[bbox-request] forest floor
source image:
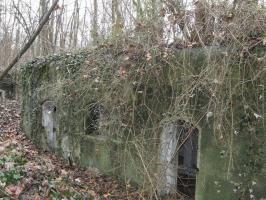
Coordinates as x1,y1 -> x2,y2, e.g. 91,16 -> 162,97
0,101 -> 143,200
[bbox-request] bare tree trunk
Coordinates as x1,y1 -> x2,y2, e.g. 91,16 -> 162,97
80,3 -> 88,47
73,1 -> 79,48
59,2 -> 66,51
133,0 -> 144,21
39,0 -> 49,55
91,0 -> 98,45
151,0 -> 163,43
112,0 -> 123,35
49,0 -> 56,53
68,0 -> 79,49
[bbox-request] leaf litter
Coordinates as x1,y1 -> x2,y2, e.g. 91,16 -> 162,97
0,101 -> 144,200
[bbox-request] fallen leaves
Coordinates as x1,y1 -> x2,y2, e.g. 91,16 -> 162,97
119,66 -> 127,78
0,102 -> 21,137
0,101 -> 141,200
146,52 -> 152,61
5,183 -> 25,199
0,140 -> 11,154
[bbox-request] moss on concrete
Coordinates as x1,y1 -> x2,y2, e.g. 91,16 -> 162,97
21,45 -> 266,199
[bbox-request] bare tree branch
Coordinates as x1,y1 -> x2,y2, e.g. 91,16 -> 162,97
12,1 -> 31,38
0,0 -> 59,81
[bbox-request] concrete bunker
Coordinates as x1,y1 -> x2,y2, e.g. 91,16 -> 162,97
159,120 -> 199,199
42,101 -> 57,150
21,48 -> 266,200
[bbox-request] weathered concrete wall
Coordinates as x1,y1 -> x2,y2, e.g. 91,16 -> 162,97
21,47 -> 266,199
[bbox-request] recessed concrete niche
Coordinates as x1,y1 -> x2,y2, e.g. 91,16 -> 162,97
0,89 -> 6,104
0,74 -> 15,99
158,121 -> 199,199
85,103 -> 104,135
42,101 -> 57,150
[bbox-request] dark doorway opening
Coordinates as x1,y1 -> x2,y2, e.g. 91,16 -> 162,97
85,102 -> 103,135
176,121 -> 199,199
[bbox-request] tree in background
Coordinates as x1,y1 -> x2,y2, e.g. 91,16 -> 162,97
91,0 -> 99,45
0,0 -> 265,72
